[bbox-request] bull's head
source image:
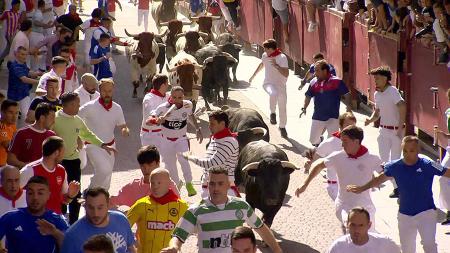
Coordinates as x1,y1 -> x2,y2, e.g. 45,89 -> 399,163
236,127 -> 267,149
167,59 -> 202,95
242,158 -> 299,206
177,31 -> 209,54
160,19 -> 190,49
160,0 -> 177,22
124,29 -> 167,67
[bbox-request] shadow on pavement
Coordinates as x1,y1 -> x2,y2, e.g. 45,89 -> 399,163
258,231 -> 321,253
230,80 -> 251,90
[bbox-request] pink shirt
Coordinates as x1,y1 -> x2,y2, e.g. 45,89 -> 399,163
109,177 -> 179,207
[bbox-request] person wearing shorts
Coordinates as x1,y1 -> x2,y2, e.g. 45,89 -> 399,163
272,0 -> 289,42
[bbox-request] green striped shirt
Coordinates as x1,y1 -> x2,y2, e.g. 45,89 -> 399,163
173,197 -> 263,253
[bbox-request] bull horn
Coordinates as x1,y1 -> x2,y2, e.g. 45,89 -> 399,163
242,162 -> 260,172
160,21 -> 169,26
166,64 -> 178,73
281,161 -> 300,170
182,20 -> 193,25
223,52 -> 238,63
211,15 -> 222,20
203,56 -> 213,64
199,32 -> 209,38
175,32 -> 186,40
155,29 -> 169,38
250,127 -> 267,136
190,16 -> 200,21
124,29 -> 139,38
221,105 -> 230,110
234,44 -> 243,49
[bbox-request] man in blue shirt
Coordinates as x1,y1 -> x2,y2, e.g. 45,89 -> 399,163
298,53 -> 336,90
301,59 -> 351,146
7,46 -> 41,116
347,135 -> 450,253
0,176 -> 68,253
61,187 -> 136,253
90,33 -> 113,80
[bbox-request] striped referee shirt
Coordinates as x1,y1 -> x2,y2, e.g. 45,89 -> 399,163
191,128 -> 239,184
0,10 -> 21,38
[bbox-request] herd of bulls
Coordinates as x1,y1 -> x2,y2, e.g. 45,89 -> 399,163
124,0 -> 299,228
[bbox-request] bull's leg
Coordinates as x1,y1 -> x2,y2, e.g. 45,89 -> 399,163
132,81 -> 140,98
232,63 -> 238,83
144,75 -> 154,94
216,88 -> 222,106
223,83 -> 229,105
191,100 -> 197,113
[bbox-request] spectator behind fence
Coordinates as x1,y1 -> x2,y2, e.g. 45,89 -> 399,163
306,0 -> 329,32
272,0 -> 290,42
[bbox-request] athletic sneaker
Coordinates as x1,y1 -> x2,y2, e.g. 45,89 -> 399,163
279,128 -> 288,138
185,182 -> 197,197
307,22 -> 317,32
270,113 -> 277,124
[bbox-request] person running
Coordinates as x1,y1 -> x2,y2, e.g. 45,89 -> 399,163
136,0 -> 150,32
0,176 -> 69,253
183,109 -> 239,198
127,168 -> 188,253
26,77 -> 62,124
347,135 -> 450,253
140,74 -> 169,148
53,92 -> 115,224
75,73 -> 100,106
231,226 -> 261,253
161,166 -> 282,253
0,166 -> 26,216
148,86 -> 203,196
90,33 -> 113,80
109,145 -> 178,209
78,78 -> 129,190
0,0 -> 22,65
0,100 -> 18,167
296,125 -> 382,232
80,8 -> 102,69
303,112 -> 357,201
20,136 -> 81,215
36,56 -> 68,96
7,103 -> 56,168
327,207 -> 400,252
61,187 -> 136,253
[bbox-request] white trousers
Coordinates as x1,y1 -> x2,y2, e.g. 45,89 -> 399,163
266,84 -> 287,128
159,137 -> 192,185
86,144 -> 115,190
377,127 -> 402,163
336,200 -> 376,231
309,118 -> 339,145
439,149 -> 450,210
397,209 -> 437,253
139,131 -> 162,150
109,12 -> 116,50
18,96 -> 31,116
137,9 -> 149,32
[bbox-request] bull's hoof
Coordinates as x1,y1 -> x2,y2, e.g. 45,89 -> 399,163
233,77 -> 238,83
132,89 -> 138,98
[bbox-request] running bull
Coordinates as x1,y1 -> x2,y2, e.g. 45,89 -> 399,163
151,0 -> 178,32
124,29 -> 166,98
235,140 -> 299,227
216,33 -> 242,83
175,30 -> 208,56
160,19 -> 191,62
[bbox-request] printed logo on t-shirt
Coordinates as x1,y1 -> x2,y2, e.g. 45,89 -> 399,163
207,234 -> 230,249
56,176 -> 63,185
147,220 -> 175,230
169,208 -> 178,216
25,139 -> 32,150
431,161 -> 444,172
15,226 -> 23,231
416,168 -> 423,173
162,120 -> 187,130
106,232 -> 127,251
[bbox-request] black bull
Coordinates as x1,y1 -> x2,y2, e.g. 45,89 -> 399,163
235,140 -> 298,227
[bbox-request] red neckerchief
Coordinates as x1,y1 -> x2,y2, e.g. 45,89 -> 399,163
99,97 -> 112,111
150,189 -> 180,205
212,128 -> 237,139
168,96 -> 183,109
150,89 -> 164,98
332,131 -> 341,138
347,145 -> 368,159
89,19 -> 101,28
0,187 -> 23,208
268,48 -> 282,57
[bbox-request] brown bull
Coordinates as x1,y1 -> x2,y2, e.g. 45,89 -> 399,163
151,0 -> 177,31
160,19 -> 191,61
191,15 -> 221,44
175,31 -> 208,56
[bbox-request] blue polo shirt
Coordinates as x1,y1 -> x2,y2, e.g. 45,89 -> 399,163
7,61 -> 33,101
309,63 -> 337,76
0,208 -> 68,253
90,44 -> 113,79
305,75 -> 349,121
384,157 -> 447,216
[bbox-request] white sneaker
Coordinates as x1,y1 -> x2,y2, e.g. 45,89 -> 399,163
235,25 -> 242,31
307,22 -> 317,32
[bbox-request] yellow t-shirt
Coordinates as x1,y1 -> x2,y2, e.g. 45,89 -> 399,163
0,122 -> 16,166
127,195 -> 188,253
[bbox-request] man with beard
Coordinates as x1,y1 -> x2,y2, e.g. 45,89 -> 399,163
75,73 -> 100,106
20,136 -> 81,215
79,78 -> 129,190
0,176 -> 68,253
61,187 -> 136,253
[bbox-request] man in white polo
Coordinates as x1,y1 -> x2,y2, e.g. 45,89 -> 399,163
78,78 -> 129,190
75,73 -> 100,106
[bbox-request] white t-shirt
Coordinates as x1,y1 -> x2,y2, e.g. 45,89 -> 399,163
324,150 -> 382,207
8,31 -> 29,62
78,99 -> 126,143
328,232 -> 401,253
74,86 -> 100,106
42,0 -> 54,22
261,52 -> 289,86
81,19 -> 98,54
316,135 -> 342,181
37,69 -> 63,95
272,0 -> 288,10
141,91 -> 168,131
433,18 -> 446,43
374,85 -> 403,126
152,100 -> 193,138
32,10 -> 45,34
0,189 -> 27,217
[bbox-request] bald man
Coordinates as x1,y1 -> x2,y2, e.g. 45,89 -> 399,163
0,165 -> 26,217
127,168 -> 188,253
75,73 -> 100,106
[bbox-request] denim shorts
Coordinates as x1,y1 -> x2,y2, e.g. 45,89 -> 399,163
275,7 -> 289,24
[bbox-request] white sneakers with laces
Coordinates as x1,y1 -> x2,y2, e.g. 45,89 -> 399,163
307,21 -> 317,32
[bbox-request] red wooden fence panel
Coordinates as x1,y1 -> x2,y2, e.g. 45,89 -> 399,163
302,7 -> 327,63
352,19 -> 371,100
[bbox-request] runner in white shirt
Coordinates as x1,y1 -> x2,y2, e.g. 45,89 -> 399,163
36,56 -> 67,96
42,0 -> 55,36
0,166 -> 26,217
140,74 -> 169,148
78,78 -> 129,190
296,125 -> 382,231
8,21 -> 32,62
249,39 -> 289,138
328,207 -> 400,253
304,112 -> 356,201
365,66 -> 406,198
75,73 -> 100,106
149,86 -> 203,196
80,8 -> 102,68
30,0 -> 52,71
